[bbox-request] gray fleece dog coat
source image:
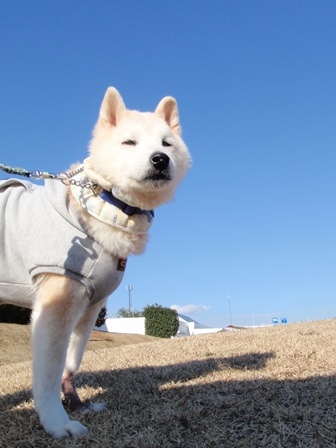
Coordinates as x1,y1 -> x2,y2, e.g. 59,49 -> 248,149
0,179 -> 126,308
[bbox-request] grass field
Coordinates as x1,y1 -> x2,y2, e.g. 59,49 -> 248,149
1,320 -> 336,447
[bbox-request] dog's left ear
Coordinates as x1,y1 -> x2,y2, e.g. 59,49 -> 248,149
155,97 -> 181,135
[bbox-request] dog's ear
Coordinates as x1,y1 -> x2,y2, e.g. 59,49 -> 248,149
155,97 -> 181,135
99,87 -> 126,126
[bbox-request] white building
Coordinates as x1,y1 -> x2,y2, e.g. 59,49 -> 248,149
96,317 -> 145,334
95,314 -> 223,337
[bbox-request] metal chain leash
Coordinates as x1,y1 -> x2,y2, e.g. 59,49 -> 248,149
0,163 -> 98,191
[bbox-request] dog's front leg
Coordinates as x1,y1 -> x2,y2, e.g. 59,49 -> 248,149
32,274 -> 89,439
62,300 -> 107,413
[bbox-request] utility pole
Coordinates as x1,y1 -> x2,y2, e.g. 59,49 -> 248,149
126,284 -> 133,317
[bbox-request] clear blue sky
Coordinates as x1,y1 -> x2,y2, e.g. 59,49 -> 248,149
1,1 -> 336,327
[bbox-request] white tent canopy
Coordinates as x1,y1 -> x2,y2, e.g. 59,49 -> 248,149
177,314 -> 223,336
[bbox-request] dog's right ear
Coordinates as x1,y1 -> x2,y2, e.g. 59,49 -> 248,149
99,87 -> 126,126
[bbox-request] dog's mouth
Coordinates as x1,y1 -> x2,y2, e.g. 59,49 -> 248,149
143,170 -> 171,187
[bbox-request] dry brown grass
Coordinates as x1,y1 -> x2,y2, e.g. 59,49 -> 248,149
1,320 -> 336,447
0,324 -> 158,366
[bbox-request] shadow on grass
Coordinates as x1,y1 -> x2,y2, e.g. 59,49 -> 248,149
1,351 -> 336,447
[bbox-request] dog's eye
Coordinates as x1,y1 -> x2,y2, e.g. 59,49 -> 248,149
123,139 -> 137,145
162,140 -> 172,147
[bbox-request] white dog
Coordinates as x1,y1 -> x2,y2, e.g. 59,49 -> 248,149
0,87 -> 191,438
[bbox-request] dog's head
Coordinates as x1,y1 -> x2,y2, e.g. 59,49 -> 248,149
85,87 -> 191,210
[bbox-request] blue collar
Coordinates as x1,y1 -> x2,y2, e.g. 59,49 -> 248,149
100,190 -> 154,217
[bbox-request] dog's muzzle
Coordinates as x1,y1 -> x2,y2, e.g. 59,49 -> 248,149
146,152 -> 171,183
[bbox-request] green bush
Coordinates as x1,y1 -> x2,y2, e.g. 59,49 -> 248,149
143,304 -> 179,338
95,307 -> 107,328
0,304 -> 32,324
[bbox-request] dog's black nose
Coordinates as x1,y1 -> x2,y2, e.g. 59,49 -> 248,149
150,152 -> 170,172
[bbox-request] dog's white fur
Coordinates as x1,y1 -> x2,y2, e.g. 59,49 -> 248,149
1,87 -> 190,438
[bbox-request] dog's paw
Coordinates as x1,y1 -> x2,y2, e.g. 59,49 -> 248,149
47,420 -> 88,439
